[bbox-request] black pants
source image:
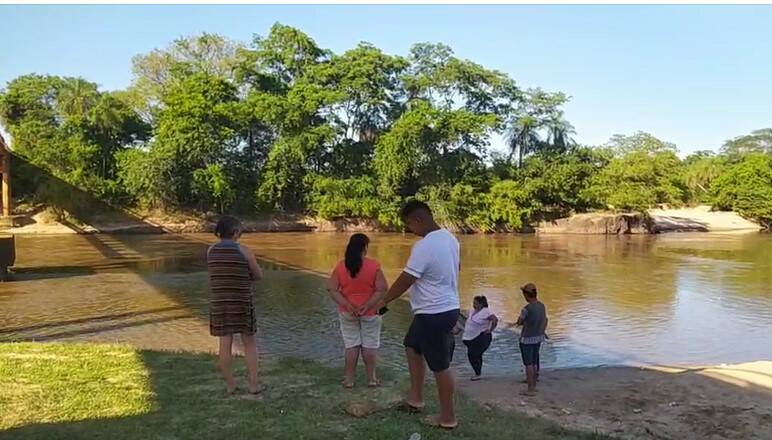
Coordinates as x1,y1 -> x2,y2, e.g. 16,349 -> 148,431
463,332 -> 492,376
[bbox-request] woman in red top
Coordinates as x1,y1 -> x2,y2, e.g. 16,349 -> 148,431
327,234 -> 388,388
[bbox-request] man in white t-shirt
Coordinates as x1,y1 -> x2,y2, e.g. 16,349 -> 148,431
361,200 -> 460,430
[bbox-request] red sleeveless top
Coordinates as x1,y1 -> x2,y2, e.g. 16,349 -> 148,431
333,257 -> 380,316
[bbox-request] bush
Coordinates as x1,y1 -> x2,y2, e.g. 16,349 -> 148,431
417,184 -> 493,232
517,147 -> 608,216
486,180 -> 535,231
192,164 -> 235,213
115,148 -> 169,208
308,176 -> 384,220
583,150 -> 687,212
711,153 -> 772,228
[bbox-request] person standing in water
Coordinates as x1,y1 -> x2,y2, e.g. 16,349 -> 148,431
516,282 -> 548,395
327,233 -> 388,388
362,200 -> 461,430
461,295 -> 499,381
207,216 -> 264,394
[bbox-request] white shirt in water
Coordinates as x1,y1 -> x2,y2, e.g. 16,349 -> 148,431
404,228 -> 461,315
462,307 -> 493,341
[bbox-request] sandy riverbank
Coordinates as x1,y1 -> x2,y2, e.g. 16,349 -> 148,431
537,205 -> 762,234
460,361 -> 772,440
649,205 -> 761,232
1,204 -> 764,235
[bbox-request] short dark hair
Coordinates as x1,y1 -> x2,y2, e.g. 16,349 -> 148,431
474,295 -> 489,308
521,282 -> 538,298
400,199 -> 432,221
215,215 -> 242,239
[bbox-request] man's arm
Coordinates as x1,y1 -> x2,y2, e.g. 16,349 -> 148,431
360,271 -> 417,314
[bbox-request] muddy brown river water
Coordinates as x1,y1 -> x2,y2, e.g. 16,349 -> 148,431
1,232 -> 770,376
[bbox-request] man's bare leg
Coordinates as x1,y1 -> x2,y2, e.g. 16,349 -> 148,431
434,369 -> 457,426
526,365 -> 537,392
405,347 -> 425,406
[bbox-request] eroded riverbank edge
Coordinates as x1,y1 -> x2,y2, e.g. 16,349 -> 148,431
1,205 -> 763,235
460,361 -> 772,440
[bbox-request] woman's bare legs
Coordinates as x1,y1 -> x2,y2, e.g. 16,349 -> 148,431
362,348 -> 378,385
218,335 -> 237,393
241,333 -> 260,393
344,347 -> 361,387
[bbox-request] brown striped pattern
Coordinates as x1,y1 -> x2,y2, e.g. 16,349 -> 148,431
207,241 -> 256,336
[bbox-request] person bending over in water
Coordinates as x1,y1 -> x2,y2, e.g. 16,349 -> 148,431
207,216 -> 264,394
516,283 -> 548,395
327,233 -> 388,388
460,295 -> 498,381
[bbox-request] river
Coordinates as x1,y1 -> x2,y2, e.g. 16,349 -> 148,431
1,232 -> 770,376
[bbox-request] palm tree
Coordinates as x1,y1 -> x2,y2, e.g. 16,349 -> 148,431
57,78 -> 99,121
505,115 -> 541,167
546,113 -> 576,152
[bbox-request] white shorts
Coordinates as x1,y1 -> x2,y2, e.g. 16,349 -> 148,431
338,312 -> 382,349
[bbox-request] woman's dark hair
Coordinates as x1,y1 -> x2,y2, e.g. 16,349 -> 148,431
345,233 -> 370,278
215,215 -> 242,239
474,295 -> 489,308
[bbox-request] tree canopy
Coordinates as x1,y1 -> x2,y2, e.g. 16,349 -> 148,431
1,23 -> 770,229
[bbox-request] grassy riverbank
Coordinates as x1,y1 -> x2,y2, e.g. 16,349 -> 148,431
0,342 -> 604,440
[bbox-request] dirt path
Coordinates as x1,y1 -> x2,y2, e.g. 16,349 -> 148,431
460,362 -> 772,440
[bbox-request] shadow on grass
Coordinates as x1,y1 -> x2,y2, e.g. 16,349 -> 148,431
0,347 -> 606,440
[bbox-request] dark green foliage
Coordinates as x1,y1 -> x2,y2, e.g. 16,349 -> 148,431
1,24 -> 769,230
711,154 -> 772,228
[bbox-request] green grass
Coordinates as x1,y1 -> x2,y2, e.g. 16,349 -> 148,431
0,342 -> 606,440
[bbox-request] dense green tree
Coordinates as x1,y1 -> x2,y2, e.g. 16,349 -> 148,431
711,153 -> 772,228
583,138 -> 687,212
683,151 -> 726,203
505,89 -> 570,166
0,74 -> 148,200
118,73 -> 242,210
130,33 -> 243,118
720,128 -> 772,159
3,24 -> 769,231
518,147 -> 609,217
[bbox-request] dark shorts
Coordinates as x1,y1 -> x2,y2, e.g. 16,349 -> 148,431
519,343 -> 541,366
404,309 -> 459,372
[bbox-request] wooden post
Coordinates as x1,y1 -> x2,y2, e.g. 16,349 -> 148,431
1,153 -> 10,218
0,134 -> 10,219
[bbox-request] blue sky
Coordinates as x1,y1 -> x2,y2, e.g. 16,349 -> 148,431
1,4 -> 771,154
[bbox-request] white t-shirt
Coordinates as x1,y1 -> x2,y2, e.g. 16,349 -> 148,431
462,307 -> 493,341
404,229 -> 460,314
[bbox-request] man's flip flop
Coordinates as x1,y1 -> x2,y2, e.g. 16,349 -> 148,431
422,415 -> 458,430
367,380 -> 380,388
393,401 -> 425,413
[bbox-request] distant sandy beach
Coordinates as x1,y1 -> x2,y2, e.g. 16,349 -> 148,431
649,205 -> 761,233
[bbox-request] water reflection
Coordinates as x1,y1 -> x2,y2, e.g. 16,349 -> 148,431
1,232 -> 770,376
